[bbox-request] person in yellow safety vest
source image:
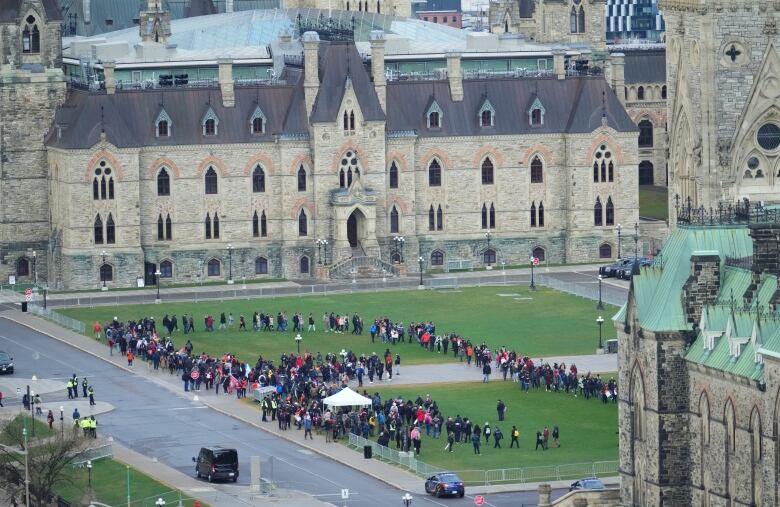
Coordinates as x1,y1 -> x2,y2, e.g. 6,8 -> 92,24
66,379 -> 74,399
88,416 -> 97,438
270,399 -> 277,421
72,417 -> 80,431
80,417 -> 90,437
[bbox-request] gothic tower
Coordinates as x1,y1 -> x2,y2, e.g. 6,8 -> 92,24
139,0 -> 172,44
663,1 -> 780,219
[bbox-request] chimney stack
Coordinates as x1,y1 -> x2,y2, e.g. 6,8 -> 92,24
369,30 -> 387,112
103,61 -> 116,95
552,48 -> 566,80
303,31 -> 320,119
610,52 -> 626,106
446,51 -> 463,102
218,58 -> 234,108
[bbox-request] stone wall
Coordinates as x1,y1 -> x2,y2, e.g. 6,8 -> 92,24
682,254 -> 720,326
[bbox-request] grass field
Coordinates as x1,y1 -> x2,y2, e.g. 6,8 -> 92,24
365,380 -> 618,476
61,285 -> 616,365
639,185 -> 669,221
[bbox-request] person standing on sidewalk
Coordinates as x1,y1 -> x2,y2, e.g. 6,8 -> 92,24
88,386 -> 96,406
303,413 -> 313,440
82,377 -> 89,398
482,362 -> 491,383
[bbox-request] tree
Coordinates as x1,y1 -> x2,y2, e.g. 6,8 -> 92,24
0,416 -> 89,506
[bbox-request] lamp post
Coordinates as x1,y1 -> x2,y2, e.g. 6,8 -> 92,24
100,250 -> 108,290
23,427 -> 29,507
418,256 -> 424,287
31,250 -> 37,285
402,493 -> 413,507
316,239 -> 323,265
597,315 -> 604,350
530,256 -> 536,290
227,244 -> 234,284
59,406 -> 64,438
87,460 -> 93,487
616,224 -> 622,259
295,333 -> 302,355
634,222 -> 639,259
317,239 -> 329,265
154,269 -> 161,302
393,236 -> 405,263
597,274 -> 604,310
484,231 -> 493,268
155,498 -> 166,506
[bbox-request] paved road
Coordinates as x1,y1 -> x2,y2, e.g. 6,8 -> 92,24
0,317 -> 564,507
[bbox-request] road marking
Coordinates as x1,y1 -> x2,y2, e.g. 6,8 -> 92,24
169,406 -> 209,411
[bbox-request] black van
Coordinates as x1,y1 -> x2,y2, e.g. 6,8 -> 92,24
193,447 -> 239,482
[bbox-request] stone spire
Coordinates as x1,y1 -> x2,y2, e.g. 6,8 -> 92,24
139,0 -> 172,43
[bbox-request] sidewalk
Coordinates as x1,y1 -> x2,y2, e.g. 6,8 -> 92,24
2,310 -> 618,496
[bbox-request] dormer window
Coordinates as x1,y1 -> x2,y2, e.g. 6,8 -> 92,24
426,100 -> 443,129
479,99 -> 495,127
250,105 -> 266,135
202,107 -> 219,136
155,108 -> 172,138
22,16 -> 40,54
529,98 -> 545,126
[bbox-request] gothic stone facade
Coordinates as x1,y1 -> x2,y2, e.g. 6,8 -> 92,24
41,36 -> 639,289
663,0 -> 780,214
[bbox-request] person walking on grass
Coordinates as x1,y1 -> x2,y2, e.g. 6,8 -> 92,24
496,399 -> 506,421
471,429 -> 481,454
543,426 -> 550,449
535,430 -> 545,450
552,425 -> 560,448
493,427 -> 503,448
308,313 -> 315,332
445,430 -> 455,452
411,425 -> 421,455
510,426 -> 520,448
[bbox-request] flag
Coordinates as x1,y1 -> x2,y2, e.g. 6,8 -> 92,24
229,375 -> 240,393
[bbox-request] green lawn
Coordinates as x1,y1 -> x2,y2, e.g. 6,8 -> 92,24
55,458 -> 204,507
366,380 -> 618,478
639,185 -> 669,221
61,285 -> 616,365
0,415 -> 54,446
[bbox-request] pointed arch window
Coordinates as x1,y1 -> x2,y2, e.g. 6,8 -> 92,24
252,166 -> 266,193
593,145 -> 613,183
529,98 -> 545,126
205,212 -> 212,239
343,111 -> 349,131
298,209 -> 308,236
431,250 -> 444,266
250,105 -> 266,134
661,85 -> 667,99
207,259 -> 221,276
100,176 -> 107,199
297,166 -> 307,192
594,197 -> 603,226
481,203 -> 488,229
94,214 -> 104,244
437,205 -> 443,230
106,214 -> 115,244
481,158 -> 494,185
158,215 -> 165,240
22,16 -> 40,53
108,177 -> 114,199
637,86 -> 645,101
479,99 -> 495,127
605,197 -> 614,226
531,202 -> 537,227
205,167 -> 218,194
428,205 -> 435,231
93,177 -> 99,200
577,6 -> 585,33
213,213 -> 220,239
253,211 -> 260,237
638,119 -> 654,147
389,162 -> 398,189
570,6 -> 577,33
428,159 -> 442,186
538,202 -> 544,227
156,109 -> 172,137
390,206 -> 400,233
165,214 -> 172,240
530,156 -> 543,183
608,161 -> 614,182
160,260 -> 173,278
256,257 -> 268,274
202,107 -> 218,136
157,168 -> 170,196
489,203 -> 496,228
259,210 -> 267,237
300,256 -> 310,274
349,111 -> 355,130
426,100 -> 442,129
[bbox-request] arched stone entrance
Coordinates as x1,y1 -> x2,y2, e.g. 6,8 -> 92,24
347,209 -> 366,248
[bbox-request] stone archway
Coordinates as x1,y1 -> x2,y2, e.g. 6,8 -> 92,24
347,208 -> 366,248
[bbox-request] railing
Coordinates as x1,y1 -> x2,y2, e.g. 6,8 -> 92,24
277,132 -> 310,141
464,68 -> 555,80
329,256 -> 400,279
72,443 -> 113,467
387,129 -> 418,138
28,303 -> 86,334
676,198 -> 780,226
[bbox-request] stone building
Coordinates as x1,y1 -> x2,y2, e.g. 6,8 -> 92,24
616,205 -> 780,506
663,1 -> 780,215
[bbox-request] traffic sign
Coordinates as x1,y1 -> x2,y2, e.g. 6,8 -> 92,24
24,288 -> 33,301
532,257 -> 540,266
341,489 -> 349,499
474,495 -> 485,506
190,370 -> 200,380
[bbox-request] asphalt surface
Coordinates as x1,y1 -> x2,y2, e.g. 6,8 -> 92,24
0,317 -> 566,507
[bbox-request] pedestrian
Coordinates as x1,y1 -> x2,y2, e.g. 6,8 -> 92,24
47,410 -> 54,429
444,430 -> 455,452
493,427 -> 503,448
33,394 -> 42,416
308,313 -> 315,331
303,414 -> 313,440
127,350 -> 134,366
395,354 -> 401,376
483,422 -> 491,444
543,426 -> 549,449
497,399 -> 506,421
552,425 -> 560,448
72,407 -> 80,422
482,362 -> 491,382
471,430 -> 481,455
88,386 -> 95,406
411,426 -> 421,455
93,321 -> 102,339
535,430 -> 544,450
66,378 -> 73,399
510,425 -> 520,448
82,377 -> 89,398
0,390 -> 3,407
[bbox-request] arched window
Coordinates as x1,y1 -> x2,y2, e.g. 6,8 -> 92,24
204,167 -> 218,194
260,210 -> 267,237
593,145 -> 612,182
377,0 -> 380,13
608,161 -> 614,182
212,213 -> 220,239
297,166 -> 307,191
343,111 -> 349,131
108,177 -> 114,199
538,202 -> 544,227
605,197 -> 615,226
105,214 -> 116,244
428,111 -> 440,128
593,162 -> 599,182
639,161 -> 654,185
661,85 -> 667,99
481,203 -> 488,229
428,205 -> 435,231
298,209 -> 308,236
99,264 -> 113,282
638,120 -> 654,147
389,162 -> 398,189
481,109 -> 492,127
160,260 -> 173,278
205,212 -> 212,239
431,250 -> 444,266
531,108 -> 542,126
253,211 -> 260,237
594,197 -> 603,226
390,206 -> 399,233
250,105 -> 266,135
339,169 -> 346,188
530,202 -> 537,227
157,120 -> 169,137
16,258 -> 29,277
94,214 -> 104,244
165,214 -> 172,240
157,215 -> 164,240
570,7 -> 577,33
428,159 -> 442,186
93,177 -> 99,200
577,6 -> 585,33
252,166 -> 265,193
531,156 -> 543,183
437,205 -> 443,230
300,256 -> 310,274
207,259 -> 221,276
204,118 -> 216,135
157,168 -> 170,196
489,203 -> 496,228
100,176 -> 107,199
599,243 -> 612,259
22,16 -> 40,53
483,249 -> 496,265
637,86 -> 645,100
255,257 -> 268,274
349,111 -> 355,130
533,247 -> 545,262
481,158 -> 494,185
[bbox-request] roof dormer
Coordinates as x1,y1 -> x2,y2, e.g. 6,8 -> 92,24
155,107 -> 172,137
479,98 -> 495,127
528,97 -> 545,127
202,106 -> 219,136
426,99 -> 442,129
250,105 -> 266,135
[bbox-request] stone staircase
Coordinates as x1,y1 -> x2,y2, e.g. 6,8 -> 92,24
329,255 -> 399,279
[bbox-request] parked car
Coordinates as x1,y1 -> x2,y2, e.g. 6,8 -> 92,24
424,472 -> 465,498
599,259 -> 634,277
193,447 -> 238,483
616,258 -> 653,280
0,350 -> 14,374
569,477 -> 606,492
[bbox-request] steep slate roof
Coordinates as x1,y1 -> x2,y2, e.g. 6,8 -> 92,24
623,49 -> 666,84
1,0 -> 62,22
46,80 -> 306,149
386,76 -> 637,136
310,42 -> 385,124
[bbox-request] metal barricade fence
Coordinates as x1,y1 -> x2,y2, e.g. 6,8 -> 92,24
72,443 -> 113,467
28,303 -> 86,334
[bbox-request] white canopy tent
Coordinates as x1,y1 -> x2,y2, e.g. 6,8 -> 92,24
322,387 -> 373,407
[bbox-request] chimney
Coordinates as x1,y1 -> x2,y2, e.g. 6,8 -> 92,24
610,52 -> 626,106
552,48 -> 566,80
682,252 -> 721,328
83,0 -> 92,24
103,61 -> 116,95
303,31 -> 320,119
218,58 -> 234,108
446,51 -> 463,102
226,0 -> 234,12
369,30 -> 386,112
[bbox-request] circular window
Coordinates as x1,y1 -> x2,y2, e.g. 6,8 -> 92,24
341,158 -> 348,165
26,15 -> 35,24
600,145 -> 606,151
757,123 -> 780,151
605,152 -> 612,159
346,151 -> 353,157
748,157 -> 760,170
100,161 -> 106,167
104,168 -> 111,175
94,169 -> 102,175
595,152 -> 602,159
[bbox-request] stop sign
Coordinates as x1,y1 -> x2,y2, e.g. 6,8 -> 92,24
532,257 -> 540,266
474,495 -> 485,506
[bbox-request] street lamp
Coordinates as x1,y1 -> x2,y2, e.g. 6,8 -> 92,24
100,250 -> 108,290
31,250 -> 37,285
59,406 -> 64,438
155,499 -> 166,506
597,274 -> 604,310
418,256 -> 424,287
316,239 -> 329,265
316,239 -> 324,265
295,333 -> 303,355
633,222 -> 639,259
227,244 -> 234,284
87,460 -> 93,487
616,224 -> 622,260
597,315 -> 605,350
530,255 -> 536,290
393,236 -> 405,263
484,231 -> 493,267
402,493 -> 413,507
154,269 -> 162,302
